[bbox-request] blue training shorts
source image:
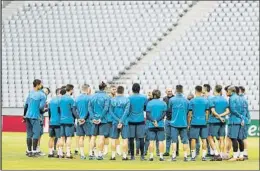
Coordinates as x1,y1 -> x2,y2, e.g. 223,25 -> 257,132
90,123 -> 109,137
129,123 -> 146,138
208,123 -> 226,137
171,126 -> 188,144
228,124 -> 246,140
110,124 -> 129,139
60,124 -> 74,137
26,118 -> 41,139
49,125 -> 61,138
76,122 -> 92,136
148,128 -> 165,141
189,125 -> 208,139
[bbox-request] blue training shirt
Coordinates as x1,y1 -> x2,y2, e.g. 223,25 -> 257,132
146,99 -> 167,128
109,95 -> 130,125
189,96 -> 209,126
106,96 -> 115,123
88,91 -> 110,123
209,95 -> 229,123
228,93 -> 244,125
240,94 -> 251,125
25,90 -> 46,119
74,93 -> 91,121
169,93 -> 189,127
49,96 -> 60,126
59,94 -> 75,124
128,94 -> 148,123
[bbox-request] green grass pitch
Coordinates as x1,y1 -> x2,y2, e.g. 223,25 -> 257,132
2,132 -> 259,170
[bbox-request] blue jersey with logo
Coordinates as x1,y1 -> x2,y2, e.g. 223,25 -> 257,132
146,99 -> 167,128
88,91 -> 110,123
209,95 -> 229,123
49,96 -> 60,126
106,96 -> 115,123
189,96 -> 209,126
25,90 -> 46,119
128,94 -> 148,123
110,95 -> 130,125
169,93 -> 189,127
59,94 -> 75,124
228,93 -> 244,125
74,93 -> 91,121
240,94 -> 251,125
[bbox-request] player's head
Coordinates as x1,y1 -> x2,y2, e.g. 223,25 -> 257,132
224,85 -> 230,96
195,85 -> 203,96
66,84 -> 74,95
43,87 -> 50,96
110,85 -> 117,96
132,83 -> 140,94
175,85 -> 183,94
81,84 -> 90,94
165,87 -> 173,97
187,92 -> 194,100
56,88 -> 61,96
227,85 -> 236,96
117,86 -> 124,95
239,86 -> 245,95
152,89 -> 161,99
235,86 -> 240,95
203,84 -> 211,95
214,85 -> 222,95
33,79 -> 42,90
148,90 -> 153,100
99,81 -> 107,91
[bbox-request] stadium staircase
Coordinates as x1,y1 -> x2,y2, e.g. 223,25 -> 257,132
2,1 -> 26,20
111,1 -> 219,87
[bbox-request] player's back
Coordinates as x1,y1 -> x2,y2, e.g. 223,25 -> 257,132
89,91 -> 109,116
59,94 -> 74,124
49,96 -> 60,126
209,95 -> 229,123
169,93 -> 189,127
239,94 -> 250,124
26,90 -> 46,119
189,96 -> 209,126
128,93 -> 147,123
75,93 -> 91,119
146,99 -> 167,128
110,95 -> 130,124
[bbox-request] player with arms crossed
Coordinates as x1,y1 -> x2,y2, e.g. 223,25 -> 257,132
146,90 -> 167,161
208,85 -> 230,161
88,82 -> 110,160
168,85 -> 189,161
188,85 -> 210,161
24,79 -> 46,157
109,86 -> 130,160
73,84 -> 92,159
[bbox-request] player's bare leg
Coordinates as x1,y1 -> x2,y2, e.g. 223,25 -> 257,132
122,139 -> 128,160
97,135 -> 105,160
116,139 -> 121,155
75,135 -> 79,155
103,137 -> 109,155
201,139 -> 207,160
89,136 -> 96,159
190,139 -> 197,160
148,140 -> 155,161
171,142 -> 177,161
58,137 -> 65,158
66,137 -> 72,158
48,137 -> 55,157
243,139 -> 248,159
110,139 -> 116,160
208,136 -> 221,161
219,137 -> 225,158
158,141 -> 164,161
79,136 -> 86,159
223,137 -> 232,159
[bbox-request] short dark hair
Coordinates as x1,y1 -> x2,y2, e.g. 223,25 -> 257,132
56,88 -> 61,95
132,83 -> 140,93
224,85 -> 230,92
176,85 -> 183,93
239,86 -> 245,93
60,89 -> 66,95
117,86 -> 124,94
203,84 -> 211,92
99,81 -> 107,90
152,89 -> 161,99
66,84 -> 74,92
235,86 -> 239,94
33,79 -> 41,87
61,85 -> 66,89
195,85 -> 202,93
44,87 -> 50,95
215,85 -> 222,93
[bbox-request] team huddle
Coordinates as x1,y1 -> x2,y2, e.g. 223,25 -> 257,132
23,79 -> 250,162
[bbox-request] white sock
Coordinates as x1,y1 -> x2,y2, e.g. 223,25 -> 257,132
123,152 -> 127,158
94,148 -> 98,157
244,149 -> 248,156
214,149 -> 219,156
160,153 -> 163,158
150,153 -> 154,159
116,145 -> 121,155
32,150 -> 37,153
191,150 -> 196,158
210,147 -> 214,155
66,147 -> 71,156
49,148 -> 53,155
58,147 -> 63,156
89,150 -> 93,156
80,147 -> 84,157
36,146 -> 40,152
112,151 -> 116,158
220,152 -> 223,158
75,147 -> 79,151
184,151 -> 187,158
172,151 -> 176,158
98,151 -> 103,157
239,151 -> 244,158
104,145 -> 108,154
202,150 -> 207,158
233,152 -> 238,158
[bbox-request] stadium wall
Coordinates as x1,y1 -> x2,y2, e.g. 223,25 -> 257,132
2,108 -> 259,137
